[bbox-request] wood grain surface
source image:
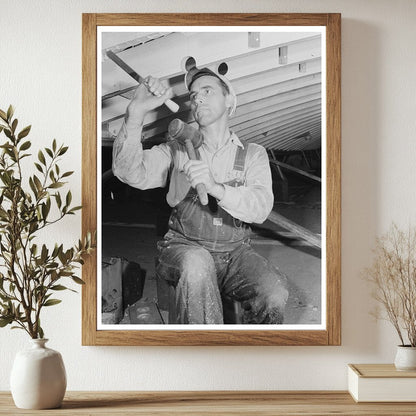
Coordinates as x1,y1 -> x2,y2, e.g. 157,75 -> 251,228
350,364 -> 416,378
82,13 -> 341,346
1,391 -> 416,415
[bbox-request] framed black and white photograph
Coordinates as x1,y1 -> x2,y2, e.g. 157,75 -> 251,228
82,13 -> 341,346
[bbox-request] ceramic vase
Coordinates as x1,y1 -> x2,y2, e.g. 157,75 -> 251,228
394,345 -> 416,371
10,339 -> 67,409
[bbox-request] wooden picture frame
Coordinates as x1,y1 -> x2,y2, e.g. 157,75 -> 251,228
82,13 -> 341,346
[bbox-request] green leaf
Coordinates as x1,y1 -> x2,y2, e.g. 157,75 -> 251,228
59,271 -> 73,277
38,150 -> 46,165
43,299 -> 62,307
71,276 -> 85,285
0,109 -> 7,121
29,177 -> 38,197
50,284 -> 68,291
52,139 -> 57,152
0,142 -> 12,149
40,244 -> 48,263
61,171 -> 74,178
45,148 -> 53,158
50,270 -> 58,281
0,208 -> 8,221
31,243 -> 38,256
6,105 -> 14,122
65,191 -> 72,207
34,162 -> 43,173
55,193 -> 62,208
58,250 -> 67,264
41,202 -> 50,220
49,182 -> 64,189
3,129 -> 12,140
19,140 -> 31,151
0,317 -> 13,327
59,146 -> 69,156
38,325 -> 44,339
69,206 -> 82,214
33,175 -> 42,192
17,125 -> 31,140
51,244 -> 59,258
11,119 -> 18,133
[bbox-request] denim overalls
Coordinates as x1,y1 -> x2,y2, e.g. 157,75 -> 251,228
168,144 -> 250,251
156,142 -> 289,324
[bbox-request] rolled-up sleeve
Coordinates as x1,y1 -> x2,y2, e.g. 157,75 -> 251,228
218,144 -> 273,224
112,122 -> 172,190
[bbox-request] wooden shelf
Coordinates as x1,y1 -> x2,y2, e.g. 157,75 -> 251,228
1,391 -> 416,415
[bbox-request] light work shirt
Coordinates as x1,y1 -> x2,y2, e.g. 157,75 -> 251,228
112,122 -> 274,224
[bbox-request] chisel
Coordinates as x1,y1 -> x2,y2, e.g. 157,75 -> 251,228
106,50 -> 179,113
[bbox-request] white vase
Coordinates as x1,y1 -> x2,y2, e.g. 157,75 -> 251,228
394,345 -> 416,371
10,339 -> 67,409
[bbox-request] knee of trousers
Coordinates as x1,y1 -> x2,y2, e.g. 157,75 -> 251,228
239,264 -> 289,324
257,271 -> 289,311
179,247 -> 216,287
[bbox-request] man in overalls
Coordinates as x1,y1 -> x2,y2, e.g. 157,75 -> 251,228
112,67 -> 289,324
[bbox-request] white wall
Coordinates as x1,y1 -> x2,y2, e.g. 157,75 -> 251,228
0,0 -> 415,391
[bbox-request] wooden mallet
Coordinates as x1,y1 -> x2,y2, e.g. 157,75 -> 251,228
168,118 -> 208,205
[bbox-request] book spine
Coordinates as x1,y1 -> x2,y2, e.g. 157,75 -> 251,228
347,366 -> 359,402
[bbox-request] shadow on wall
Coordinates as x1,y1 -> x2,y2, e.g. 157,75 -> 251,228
340,18 -> 382,355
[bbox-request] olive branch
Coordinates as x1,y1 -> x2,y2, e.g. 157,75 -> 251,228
0,105 -> 95,338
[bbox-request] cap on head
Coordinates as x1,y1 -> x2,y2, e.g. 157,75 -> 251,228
183,59 -> 237,116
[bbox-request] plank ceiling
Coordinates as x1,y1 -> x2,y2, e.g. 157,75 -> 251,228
101,31 -> 322,153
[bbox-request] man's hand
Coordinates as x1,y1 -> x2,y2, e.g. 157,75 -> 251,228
183,160 -> 225,201
125,76 -> 173,129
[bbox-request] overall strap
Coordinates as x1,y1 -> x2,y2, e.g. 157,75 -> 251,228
233,141 -> 249,172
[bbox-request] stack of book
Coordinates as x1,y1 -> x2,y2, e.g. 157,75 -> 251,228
348,364 -> 416,402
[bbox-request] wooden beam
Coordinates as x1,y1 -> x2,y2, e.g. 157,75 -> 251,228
102,85 -> 137,101
141,89 -> 321,141
259,123 -> 321,147
103,75 -> 321,133
102,36 -> 321,123
257,124 -> 321,150
231,93 -> 321,126
102,57 -> 321,140
270,160 -> 321,182
232,57 -> 321,96
236,107 -> 321,138
283,139 -> 321,152
102,32 -> 321,97
139,103 -> 320,144
273,125 -> 321,151
103,92 -> 322,144
234,102 -> 320,132
237,77 -> 321,107
243,114 -> 321,143
267,211 -> 321,248
247,114 -> 320,142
